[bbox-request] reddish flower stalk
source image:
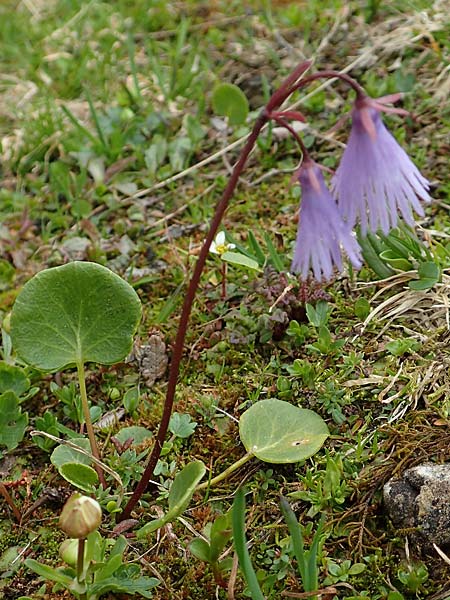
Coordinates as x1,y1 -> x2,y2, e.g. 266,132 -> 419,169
291,69 -> 366,97
118,60 -> 312,522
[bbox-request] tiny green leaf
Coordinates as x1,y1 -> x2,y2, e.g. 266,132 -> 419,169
0,259 -> 15,291
123,387 -> 139,413
212,83 -> 249,126
24,559 -> 74,587
137,461 -> 205,538
0,391 -> 28,451
354,297 -> 371,320
189,538 -> 211,562
239,399 -> 329,463
50,438 -> 92,467
0,362 -> 30,397
10,261 -> 142,371
168,460 -> 206,514
408,261 -> 440,290
169,412 -> 198,438
115,426 -> 152,445
379,250 -> 413,271
386,338 -> 420,357
58,463 -> 99,493
221,251 -> 262,271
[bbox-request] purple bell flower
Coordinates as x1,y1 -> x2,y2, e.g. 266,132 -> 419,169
331,94 -> 431,235
291,159 -> 362,281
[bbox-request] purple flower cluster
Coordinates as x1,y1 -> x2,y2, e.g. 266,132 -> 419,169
292,94 -> 431,281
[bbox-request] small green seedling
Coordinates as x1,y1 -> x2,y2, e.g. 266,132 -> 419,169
0,362 -> 36,455
232,488 -> 264,600
137,460 -> 206,538
10,261 -> 142,487
26,493 -> 158,599
189,512 -> 233,586
0,391 -> 28,454
397,560 -> 429,594
280,498 -> 325,600
198,398 -> 329,490
232,490 -> 328,600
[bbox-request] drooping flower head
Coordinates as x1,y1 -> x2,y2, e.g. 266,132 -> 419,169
291,159 -> 362,281
331,94 -> 431,235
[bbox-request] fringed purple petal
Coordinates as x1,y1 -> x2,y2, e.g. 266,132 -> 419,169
332,101 -> 430,235
291,161 -> 362,281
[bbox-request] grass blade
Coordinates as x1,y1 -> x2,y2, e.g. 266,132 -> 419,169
61,105 -> 98,146
247,230 -> 266,266
263,232 -> 284,272
85,87 -> 108,154
280,497 -> 307,586
306,513 -> 325,592
232,488 -> 265,600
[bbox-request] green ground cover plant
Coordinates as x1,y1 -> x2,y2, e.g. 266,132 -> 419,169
0,1 -> 449,599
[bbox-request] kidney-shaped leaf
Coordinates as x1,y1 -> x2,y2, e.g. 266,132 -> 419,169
10,262 -> 142,371
50,438 -> 92,468
58,462 -> 99,493
239,399 -> 329,463
212,83 -> 249,126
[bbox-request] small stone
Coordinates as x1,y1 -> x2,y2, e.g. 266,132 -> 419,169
384,463 -> 450,548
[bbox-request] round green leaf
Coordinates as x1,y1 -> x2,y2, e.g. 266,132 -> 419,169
50,438 -> 92,468
58,462 -> 98,493
239,399 -> 329,463
10,261 -> 142,371
212,83 -> 249,126
115,426 -> 152,446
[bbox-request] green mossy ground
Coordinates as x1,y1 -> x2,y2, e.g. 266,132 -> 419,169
0,1 -> 449,598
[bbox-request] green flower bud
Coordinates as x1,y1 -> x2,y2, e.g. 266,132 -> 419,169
59,538 -> 79,566
59,493 -> 102,538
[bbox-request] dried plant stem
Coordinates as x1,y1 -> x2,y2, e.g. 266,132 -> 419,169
0,482 -> 22,522
77,362 -> 107,489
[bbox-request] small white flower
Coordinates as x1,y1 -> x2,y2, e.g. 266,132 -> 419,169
210,231 -> 235,256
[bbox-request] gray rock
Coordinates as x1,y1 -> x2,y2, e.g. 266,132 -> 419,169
383,463 -> 450,548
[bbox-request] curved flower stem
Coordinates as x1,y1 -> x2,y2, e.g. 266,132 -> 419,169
196,452 -> 254,492
291,70 -> 366,97
271,114 -> 309,158
117,60 -> 312,523
77,362 -> 107,489
118,114 -> 267,521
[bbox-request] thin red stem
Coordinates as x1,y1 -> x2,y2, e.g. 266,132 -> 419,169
270,115 -> 309,158
290,70 -> 366,97
117,59 -> 319,522
118,110 -> 270,522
